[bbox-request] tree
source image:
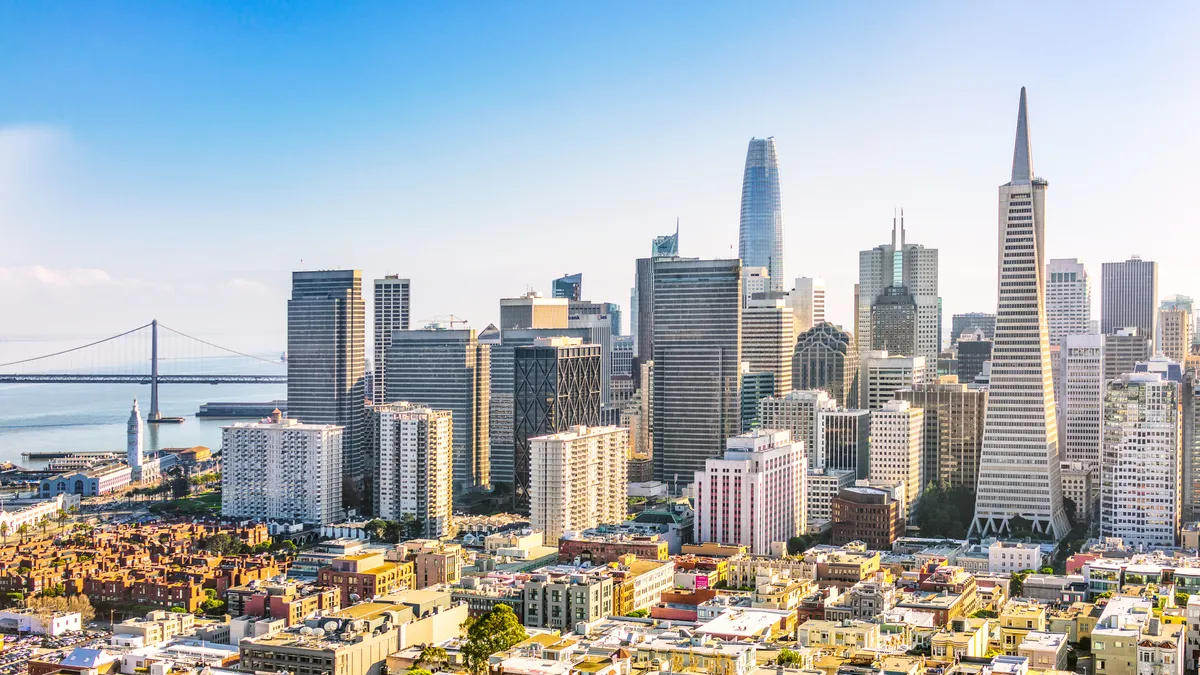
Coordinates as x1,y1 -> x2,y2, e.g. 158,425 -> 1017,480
0,521 -> 8,545
1176,591 -> 1190,608
56,509 -> 69,529
198,533 -> 243,556
1039,567 -> 1055,574
461,604 -> 527,674
1063,497 -> 1078,529
171,476 -> 190,499
913,484 -> 976,538
401,514 -> 424,541
777,649 -> 804,667
17,523 -> 31,542
625,609 -> 649,618
409,669 -> 433,675
169,606 -> 187,613
416,645 -> 448,671
1010,570 -> 1033,598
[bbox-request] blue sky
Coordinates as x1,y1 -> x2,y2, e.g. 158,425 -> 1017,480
1,2 -> 1198,352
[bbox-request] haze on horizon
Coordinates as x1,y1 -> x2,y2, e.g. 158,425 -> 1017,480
1,2 -> 1198,354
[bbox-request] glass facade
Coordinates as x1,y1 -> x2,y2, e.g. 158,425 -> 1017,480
739,138 -> 784,292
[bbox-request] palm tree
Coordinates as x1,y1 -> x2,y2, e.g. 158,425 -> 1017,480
56,509 -> 68,530
16,524 -> 30,543
0,522 -> 8,546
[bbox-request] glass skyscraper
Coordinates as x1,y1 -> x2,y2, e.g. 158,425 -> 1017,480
739,137 -> 784,292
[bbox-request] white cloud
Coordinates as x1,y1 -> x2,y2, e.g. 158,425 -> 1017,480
0,265 -> 167,290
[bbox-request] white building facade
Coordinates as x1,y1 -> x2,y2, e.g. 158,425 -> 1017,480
693,429 -> 806,555
1060,333 -> 1105,476
530,425 -> 628,542
757,390 -> 834,469
1046,258 -> 1091,347
806,468 -> 856,531
861,352 -> 926,411
372,402 -> 455,538
788,276 -> 826,334
868,400 -> 924,519
220,414 -> 343,525
1100,372 -> 1182,547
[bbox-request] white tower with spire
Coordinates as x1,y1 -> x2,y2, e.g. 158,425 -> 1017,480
971,88 -> 1070,540
127,398 -> 144,471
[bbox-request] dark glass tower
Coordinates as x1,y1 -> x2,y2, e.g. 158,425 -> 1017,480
287,270 -> 367,511
739,137 -> 784,292
512,339 -> 602,512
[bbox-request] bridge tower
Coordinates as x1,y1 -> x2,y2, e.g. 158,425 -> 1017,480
149,319 -> 160,421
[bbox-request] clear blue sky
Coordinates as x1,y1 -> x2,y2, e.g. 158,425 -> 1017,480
1,2 -> 1197,351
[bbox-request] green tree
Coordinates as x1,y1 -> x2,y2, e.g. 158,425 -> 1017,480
198,532 -> 243,556
777,649 -> 804,667
913,484 -> 976,538
461,604 -> 527,674
416,645 -> 448,671
1010,570 -> 1033,598
17,523 -> 31,542
1176,591 -> 1190,608
409,669 -> 433,675
169,606 -> 187,613
1039,567 -> 1054,574
625,609 -> 649,618
0,521 -> 9,545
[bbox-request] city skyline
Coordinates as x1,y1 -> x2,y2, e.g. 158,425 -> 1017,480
2,4 -> 1199,352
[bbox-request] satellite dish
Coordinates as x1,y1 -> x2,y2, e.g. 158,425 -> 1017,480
300,627 -> 314,636
313,628 -> 325,639
323,621 -> 339,632
349,593 -> 361,602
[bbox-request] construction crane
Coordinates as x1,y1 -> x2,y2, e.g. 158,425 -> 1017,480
417,314 -> 470,330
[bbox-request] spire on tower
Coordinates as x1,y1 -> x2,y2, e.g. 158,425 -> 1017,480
1011,87 -> 1033,184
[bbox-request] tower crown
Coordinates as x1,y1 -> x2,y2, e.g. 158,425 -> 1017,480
1011,87 -> 1033,184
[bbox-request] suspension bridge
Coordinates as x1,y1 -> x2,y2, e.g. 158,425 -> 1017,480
0,320 -> 286,421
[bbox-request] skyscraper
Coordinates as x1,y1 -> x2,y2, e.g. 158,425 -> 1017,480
857,214 -> 939,361
1104,327 -> 1151,380
288,270 -> 367,510
860,351 -> 926,411
652,258 -> 742,487
1101,257 -> 1159,342
869,400 -> 924,520
529,425 -> 628,542
1159,296 -> 1193,364
1100,372 -> 1182,547
738,370 -> 775,433
513,337 -> 602,512
870,286 -> 918,355
787,277 -> 826,334
386,329 -> 490,492
633,228 -> 682,368
757,389 -> 835,469
499,292 -> 569,330
1046,259 -> 1090,346
372,276 -> 410,403
693,429 -> 806,555
370,402 -> 454,538
1059,334 -> 1105,476
221,412 -> 344,525
741,298 -> 795,395
950,313 -> 996,346
971,88 -> 1070,540
739,138 -> 784,292
552,273 -> 583,301
792,323 -> 859,408
955,332 -> 993,386
896,382 -> 987,491
819,409 -> 871,478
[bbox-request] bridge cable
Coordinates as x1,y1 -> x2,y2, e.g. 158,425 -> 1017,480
0,323 -> 153,368
156,323 -> 282,366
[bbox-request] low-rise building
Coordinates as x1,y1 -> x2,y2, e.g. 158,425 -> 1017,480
0,608 -> 81,636
824,574 -> 897,621
1092,597 -> 1154,675
930,617 -> 990,663
39,464 -> 132,497
557,533 -> 670,565
1017,632 -> 1068,670
240,582 -> 342,626
521,564 -> 614,630
989,541 -> 1044,575
797,619 -> 880,650
1000,601 -> 1048,656
239,608 -> 401,675
831,486 -> 902,550
317,553 -> 413,605
113,610 -> 196,647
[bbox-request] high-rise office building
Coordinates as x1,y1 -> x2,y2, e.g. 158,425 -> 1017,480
956,332 -> 993,386
950,313 -> 996,346
611,335 -> 634,378
1100,372 -> 1182,548
741,266 -> 772,307
739,138 -> 784,292
1103,327 -> 1152,380
860,351 -> 926,411
792,323 -> 859,408
567,302 -> 614,405
529,425 -> 628,542
1046,259 -> 1090,347
288,270 -> 367,509
633,229 -> 682,367
857,214 -> 939,361
819,408 -> 871,478
757,390 -> 834,469
221,412 -> 343,525
741,298 -> 795,395
738,370 -> 775,433
1101,257 -> 1159,343
693,429 -> 806,555
870,286 -> 919,355
869,400 -> 924,520
484,326 -> 592,486
1159,298 -> 1192,365
806,469 -> 856,529
386,329 -> 490,491
1059,334 -> 1105,478
1183,372 -> 1200,521
372,276 -> 410,403
513,337 -> 602,512
552,273 -> 583,301
896,381 -> 987,491
500,292 -> 569,330
370,403 -> 454,538
787,277 -> 826,334
971,88 -> 1070,540
651,258 -> 742,487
